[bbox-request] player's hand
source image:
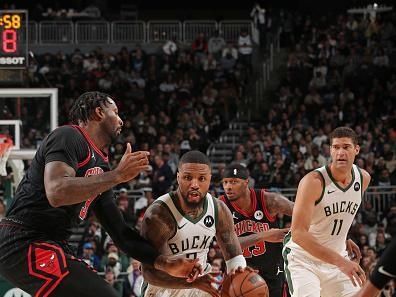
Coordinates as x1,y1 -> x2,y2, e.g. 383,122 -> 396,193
154,255 -> 203,280
227,266 -> 258,276
338,258 -> 366,287
261,228 -> 290,243
346,239 -> 362,263
115,143 -> 150,182
192,272 -> 222,297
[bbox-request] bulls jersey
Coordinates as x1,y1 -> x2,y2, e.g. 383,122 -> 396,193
220,189 -> 282,279
284,164 -> 363,259
6,125 -> 110,241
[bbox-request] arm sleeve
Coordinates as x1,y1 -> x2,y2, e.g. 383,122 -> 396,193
93,190 -> 160,265
44,126 -> 88,170
370,237 -> 396,289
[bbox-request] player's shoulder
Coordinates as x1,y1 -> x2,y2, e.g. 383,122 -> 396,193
300,170 -> 324,186
49,125 -> 83,139
146,196 -> 174,222
357,166 -> 371,181
356,165 -> 371,190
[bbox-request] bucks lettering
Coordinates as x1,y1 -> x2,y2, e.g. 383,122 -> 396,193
168,235 -> 212,254
324,201 -> 359,217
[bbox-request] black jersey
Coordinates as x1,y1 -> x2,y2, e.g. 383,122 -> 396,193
6,125 -> 110,241
370,237 -> 396,289
220,189 -> 282,279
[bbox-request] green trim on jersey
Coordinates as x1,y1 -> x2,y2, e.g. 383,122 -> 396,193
325,165 -> 355,192
213,195 -> 219,227
140,281 -> 148,297
169,191 -> 209,224
314,170 -> 326,205
282,231 -> 293,294
356,166 -> 364,198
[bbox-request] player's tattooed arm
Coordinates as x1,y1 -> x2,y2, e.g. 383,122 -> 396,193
140,201 -> 176,250
215,200 -> 243,260
140,202 -> 191,287
266,191 -> 294,217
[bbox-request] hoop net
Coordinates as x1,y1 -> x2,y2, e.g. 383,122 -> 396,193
0,135 -> 13,176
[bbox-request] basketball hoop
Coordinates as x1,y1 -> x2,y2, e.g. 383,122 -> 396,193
0,135 -> 13,176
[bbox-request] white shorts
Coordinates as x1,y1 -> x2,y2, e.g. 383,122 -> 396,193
283,248 -> 360,297
143,284 -> 211,297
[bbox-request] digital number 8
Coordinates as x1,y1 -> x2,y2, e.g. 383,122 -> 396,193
2,29 -> 17,53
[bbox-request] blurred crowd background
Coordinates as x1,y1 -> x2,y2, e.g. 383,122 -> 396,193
0,1 -> 395,296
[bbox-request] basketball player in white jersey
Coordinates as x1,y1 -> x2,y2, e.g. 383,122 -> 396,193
140,150 -> 248,297
283,127 -> 370,297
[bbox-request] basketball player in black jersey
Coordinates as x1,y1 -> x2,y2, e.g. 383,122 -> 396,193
0,92 -> 200,297
220,163 -> 294,297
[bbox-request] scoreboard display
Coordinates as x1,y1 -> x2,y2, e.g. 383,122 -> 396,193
0,10 -> 28,69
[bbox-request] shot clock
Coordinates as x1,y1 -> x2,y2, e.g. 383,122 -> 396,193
0,10 -> 28,69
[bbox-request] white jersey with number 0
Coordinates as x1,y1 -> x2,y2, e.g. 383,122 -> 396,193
143,192 -> 217,297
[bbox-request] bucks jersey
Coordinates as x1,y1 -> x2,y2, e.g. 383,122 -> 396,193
284,164 -> 363,259
143,192 -> 217,297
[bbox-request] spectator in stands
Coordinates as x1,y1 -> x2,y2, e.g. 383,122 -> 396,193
81,242 -> 101,271
250,1 -> 266,48
191,32 -> 208,62
123,258 -> 143,297
208,30 -> 226,60
237,29 -> 253,73
151,155 -> 173,199
304,145 -> 327,170
104,268 -> 123,297
116,188 -> 136,227
162,35 -> 178,62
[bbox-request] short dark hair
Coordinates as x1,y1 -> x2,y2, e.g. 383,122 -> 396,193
69,91 -> 114,124
178,150 -> 211,169
329,127 -> 358,145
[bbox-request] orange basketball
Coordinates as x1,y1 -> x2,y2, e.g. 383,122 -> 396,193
221,270 -> 269,297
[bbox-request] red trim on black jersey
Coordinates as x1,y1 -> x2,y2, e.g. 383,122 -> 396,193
77,144 -> 91,168
28,242 -> 69,297
260,189 -> 276,222
228,189 -> 257,218
72,125 -> 109,162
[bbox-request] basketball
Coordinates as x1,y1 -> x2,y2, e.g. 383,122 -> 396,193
221,270 -> 269,297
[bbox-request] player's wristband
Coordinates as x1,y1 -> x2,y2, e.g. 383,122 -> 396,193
226,255 -> 247,273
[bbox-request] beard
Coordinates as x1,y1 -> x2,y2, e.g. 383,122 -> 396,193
182,190 -> 207,208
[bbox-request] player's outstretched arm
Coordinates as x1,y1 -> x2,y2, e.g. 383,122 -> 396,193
238,228 -> 290,249
94,192 -> 200,279
44,143 -> 149,207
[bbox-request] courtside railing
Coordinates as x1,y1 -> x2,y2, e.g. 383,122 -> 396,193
25,20 -> 253,44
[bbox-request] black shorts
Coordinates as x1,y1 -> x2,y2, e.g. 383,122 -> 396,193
261,273 -> 290,297
0,219 -> 119,297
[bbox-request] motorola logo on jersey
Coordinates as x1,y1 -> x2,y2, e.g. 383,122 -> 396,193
354,182 -> 360,191
254,210 -> 263,220
204,215 -> 214,227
